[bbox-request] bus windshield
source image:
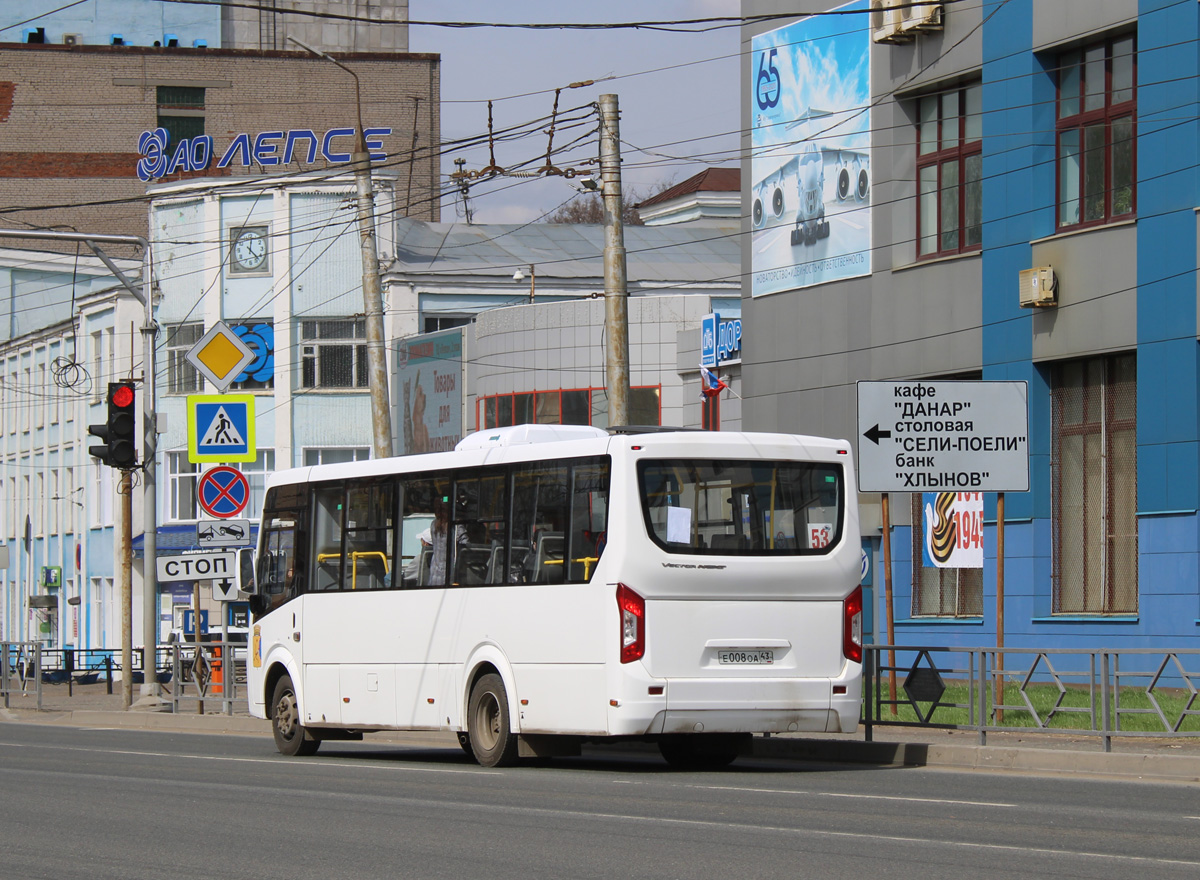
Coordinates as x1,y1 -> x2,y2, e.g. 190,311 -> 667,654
638,459 -> 843,554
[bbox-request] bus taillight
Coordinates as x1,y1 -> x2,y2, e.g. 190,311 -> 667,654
617,583 -> 645,664
843,586 -> 863,664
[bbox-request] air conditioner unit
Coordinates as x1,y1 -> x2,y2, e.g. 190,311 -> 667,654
62,33 -> 81,46
871,0 -> 910,44
901,2 -> 944,33
1019,267 -> 1057,308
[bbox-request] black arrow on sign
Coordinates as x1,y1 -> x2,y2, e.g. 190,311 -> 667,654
863,424 -> 892,445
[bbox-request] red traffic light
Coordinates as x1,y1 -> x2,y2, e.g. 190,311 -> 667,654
111,384 -> 135,408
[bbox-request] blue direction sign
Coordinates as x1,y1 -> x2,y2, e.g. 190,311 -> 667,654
188,394 -> 256,463
197,466 -> 250,519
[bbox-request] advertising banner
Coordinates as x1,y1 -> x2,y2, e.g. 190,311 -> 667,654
396,329 -> 463,455
750,2 -> 871,296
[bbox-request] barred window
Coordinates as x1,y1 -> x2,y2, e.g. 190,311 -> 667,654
166,322 -> 203,394
910,493 -> 983,617
1052,354 -> 1137,614
1057,35 -> 1136,229
301,319 -> 367,389
157,86 -> 205,148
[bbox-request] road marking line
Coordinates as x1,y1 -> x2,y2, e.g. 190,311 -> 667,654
615,780 -> 1016,809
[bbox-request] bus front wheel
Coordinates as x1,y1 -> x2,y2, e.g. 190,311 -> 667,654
271,675 -> 320,757
467,673 -> 519,767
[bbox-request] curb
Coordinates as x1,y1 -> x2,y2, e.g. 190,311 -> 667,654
751,736 -> 1200,783
2,707 -> 269,736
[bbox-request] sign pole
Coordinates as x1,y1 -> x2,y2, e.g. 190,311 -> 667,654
119,471 -> 133,710
880,492 -> 897,714
193,583 -> 204,715
995,492 -> 1005,724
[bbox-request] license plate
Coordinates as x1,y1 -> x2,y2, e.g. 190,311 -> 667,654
718,649 -> 774,665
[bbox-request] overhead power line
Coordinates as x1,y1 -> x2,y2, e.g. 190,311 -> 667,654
149,0 -> 976,34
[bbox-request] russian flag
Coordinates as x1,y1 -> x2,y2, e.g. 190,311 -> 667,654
700,365 -> 727,399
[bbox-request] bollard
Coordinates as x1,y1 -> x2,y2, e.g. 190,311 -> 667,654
210,646 -> 223,697
105,655 -> 113,695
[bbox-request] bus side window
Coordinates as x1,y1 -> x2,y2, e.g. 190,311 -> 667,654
312,485 -> 345,591
343,479 -> 395,590
256,523 -> 297,613
511,463 -> 569,585
567,461 -> 609,582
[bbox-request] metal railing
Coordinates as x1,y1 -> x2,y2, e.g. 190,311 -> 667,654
1,642 -> 43,710
168,639 -> 245,716
2,642 -> 179,708
864,643 -> 1200,751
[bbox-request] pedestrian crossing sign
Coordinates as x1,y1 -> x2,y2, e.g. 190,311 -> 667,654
187,394 -> 256,463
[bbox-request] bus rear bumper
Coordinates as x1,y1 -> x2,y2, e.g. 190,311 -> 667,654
608,675 -> 862,737
646,708 -> 848,735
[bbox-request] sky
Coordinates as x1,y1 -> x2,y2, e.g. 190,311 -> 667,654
408,1 -> 742,224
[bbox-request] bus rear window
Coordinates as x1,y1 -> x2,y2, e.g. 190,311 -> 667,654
638,459 -> 843,554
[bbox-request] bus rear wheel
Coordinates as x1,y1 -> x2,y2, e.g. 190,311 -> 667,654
467,673 -> 519,767
657,733 -> 747,769
271,675 -> 320,757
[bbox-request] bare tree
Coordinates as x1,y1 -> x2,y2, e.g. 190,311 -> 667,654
548,180 -> 674,226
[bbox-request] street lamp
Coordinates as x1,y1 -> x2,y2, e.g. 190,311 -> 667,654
512,264 -> 535,303
287,35 -> 393,459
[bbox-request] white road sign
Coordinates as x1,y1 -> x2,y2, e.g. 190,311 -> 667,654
197,518 -> 251,547
211,573 -> 240,603
156,550 -> 237,582
857,380 -> 1029,493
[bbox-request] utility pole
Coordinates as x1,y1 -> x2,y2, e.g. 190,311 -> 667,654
599,94 -> 631,427
289,36 -> 393,459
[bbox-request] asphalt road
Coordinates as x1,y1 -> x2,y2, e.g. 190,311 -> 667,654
1,723 -> 1198,880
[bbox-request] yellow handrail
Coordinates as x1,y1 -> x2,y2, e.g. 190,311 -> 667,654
540,556 -> 601,579
316,551 -> 389,590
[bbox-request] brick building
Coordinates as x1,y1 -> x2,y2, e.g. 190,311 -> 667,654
0,41 -> 440,240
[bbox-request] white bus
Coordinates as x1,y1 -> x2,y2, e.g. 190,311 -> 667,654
244,425 -> 863,768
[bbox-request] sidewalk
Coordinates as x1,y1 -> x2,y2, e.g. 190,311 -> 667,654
4,679 -> 1200,783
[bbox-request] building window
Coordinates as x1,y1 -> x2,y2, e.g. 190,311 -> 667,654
304,447 -> 370,467
701,392 -> 720,431
1057,35 -> 1136,229
168,451 -> 275,521
423,314 -> 473,334
240,450 -> 275,519
1051,353 -> 1137,614
917,82 -> 982,258
157,86 -> 205,148
90,331 -> 104,402
910,493 -> 983,617
168,453 -> 200,521
301,319 -> 367,389
479,387 -> 660,429
91,460 -> 113,528
166,322 -> 203,394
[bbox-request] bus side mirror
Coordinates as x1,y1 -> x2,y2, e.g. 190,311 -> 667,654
238,547 -> 257,595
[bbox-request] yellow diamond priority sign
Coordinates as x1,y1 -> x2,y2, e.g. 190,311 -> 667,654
186,321 -> 256,393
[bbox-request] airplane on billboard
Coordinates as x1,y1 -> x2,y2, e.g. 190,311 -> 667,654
752,108 -> 870,247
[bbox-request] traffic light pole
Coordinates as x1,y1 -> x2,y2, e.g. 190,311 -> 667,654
0,229 -> 159,699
